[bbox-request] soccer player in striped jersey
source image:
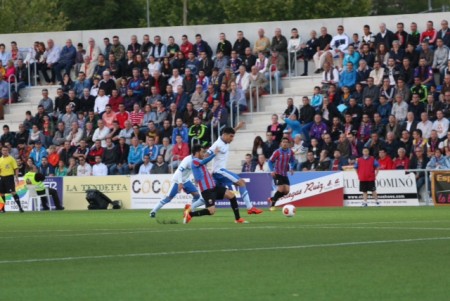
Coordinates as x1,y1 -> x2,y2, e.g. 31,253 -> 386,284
268,137 -> 295,210
205,122 -> 263,215
150,154 -> 204,218
184,144 -> 247,224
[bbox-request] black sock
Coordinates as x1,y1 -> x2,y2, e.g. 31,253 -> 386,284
190,209 -> 211,217
229,197 -> 241,220
271,191 -> 284,206
13,194 -> 23,210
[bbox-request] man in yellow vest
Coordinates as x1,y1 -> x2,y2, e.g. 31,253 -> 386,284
24,172 -> 64,210
0,146 -> 23,212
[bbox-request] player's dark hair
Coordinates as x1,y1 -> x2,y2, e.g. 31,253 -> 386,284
191,144 -> 203,155
281,137 -> 290,142
35,173 -> 45,182
222,127 -> 235,135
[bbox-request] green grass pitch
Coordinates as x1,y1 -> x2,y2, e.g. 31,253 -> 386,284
1,207 -> 450,301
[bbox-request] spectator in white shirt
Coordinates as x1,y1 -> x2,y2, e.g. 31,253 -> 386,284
254,154 -> 271,173
432,110 -> 450,140
235,65 -> 250,94
92,155 -> 108,176
417,112 -> 433,139
391,94 -> 408,123
77,157 -> 92,176
93,120 -> 110,147
168,68 -> 183,88
138,154 -> 153,174
41,39 -> 61,84
94,88 -> 110,114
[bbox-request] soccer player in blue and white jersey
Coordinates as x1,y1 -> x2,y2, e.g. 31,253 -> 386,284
204,122 -> 263,215
150,154 -> 204,218
268,137 -> 295,210
183,144 -> 247,224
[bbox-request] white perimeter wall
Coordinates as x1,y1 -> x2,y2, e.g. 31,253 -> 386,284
0,12 -> 448,52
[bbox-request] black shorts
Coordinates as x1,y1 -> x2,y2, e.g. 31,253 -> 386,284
274,174 -> 290,186
201,186 -> 227,208
0,175 -> 16,194
359,181 -> 376,192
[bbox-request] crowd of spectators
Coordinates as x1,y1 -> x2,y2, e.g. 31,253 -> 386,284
242,19 -> 450,195
0,19 -> 449,180
0,27 -> 301,176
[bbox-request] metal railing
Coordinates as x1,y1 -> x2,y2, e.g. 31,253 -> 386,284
287,50 -> 299,79
190,137 -> 200,149
268,64 -> 279,95
210,119 -> 225,143
249,81 -> 259,113
6,74 -> 17,114
170,155 -> 180,174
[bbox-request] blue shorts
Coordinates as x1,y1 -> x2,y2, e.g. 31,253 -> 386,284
213,168 -> 240,188
168,181 -> 198,198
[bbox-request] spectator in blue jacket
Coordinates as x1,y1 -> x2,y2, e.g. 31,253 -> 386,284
142,136 -> 159,163
339,62 -> 357,90
29,141 -> 48,168
171,118 -> 189,144
53,39 -> 77,84
127,137 -> 143,174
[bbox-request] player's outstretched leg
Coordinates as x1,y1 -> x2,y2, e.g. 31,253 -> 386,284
150,196 -> 172,218
238,185 -> 263,215
183,204 -> 213,224
191,194 -> 206,211
12,194 -> 24,213
268,191 -> 288,211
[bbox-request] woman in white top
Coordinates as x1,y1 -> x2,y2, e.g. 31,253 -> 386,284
255,52 -> 269,74
148,55 -> 161,76
288,28 -> 302,74
254,154 -> 271,173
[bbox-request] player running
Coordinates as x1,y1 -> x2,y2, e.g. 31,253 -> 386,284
0,146 -> 23,213
183,144 -> 248,224
267,137 -> 295,211
202,122 -> 263,214
150,154 -> 204,218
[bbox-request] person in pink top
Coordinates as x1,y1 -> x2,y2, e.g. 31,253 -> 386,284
101,104 -> 117,129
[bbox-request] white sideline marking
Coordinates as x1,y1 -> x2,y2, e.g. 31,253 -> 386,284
0,236 -> 449,265
1,221 -> 450,240
1,219 -> 448,234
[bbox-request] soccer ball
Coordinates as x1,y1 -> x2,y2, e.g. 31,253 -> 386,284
282,204 -> 296,217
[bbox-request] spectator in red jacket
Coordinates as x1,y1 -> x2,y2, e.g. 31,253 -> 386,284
377,148 -> 394,170
171,134 -> 189,170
